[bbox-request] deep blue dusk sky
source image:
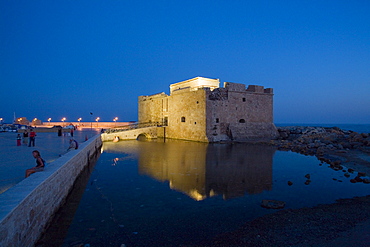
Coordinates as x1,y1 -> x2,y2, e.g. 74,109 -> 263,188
1,1 -> 369,124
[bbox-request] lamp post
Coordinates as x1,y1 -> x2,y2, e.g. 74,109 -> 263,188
90,112 -> 93,130
48,118 -> 51,126
96,117 -> 100,127
61,117 -> 66,126
113,117 -> 118,127
78,118 -> 82,126
0,118 -> 3,125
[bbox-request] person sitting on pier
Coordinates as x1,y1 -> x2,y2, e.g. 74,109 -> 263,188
113,136 -> 120,142
25,150 -> 45,178
67,138 -> 79,151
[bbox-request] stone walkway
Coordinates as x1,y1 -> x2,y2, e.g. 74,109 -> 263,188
0,129 -> 100,194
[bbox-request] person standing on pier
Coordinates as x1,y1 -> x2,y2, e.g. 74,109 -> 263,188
28,129 -> 36,147
23,130 -> 29,145
16,134 -> 21,146
57,127 -> 62,136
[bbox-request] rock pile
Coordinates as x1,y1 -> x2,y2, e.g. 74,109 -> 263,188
270,126 -> 370,184
271,126 -> 370,159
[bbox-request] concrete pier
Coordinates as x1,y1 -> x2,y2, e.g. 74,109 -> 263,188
0,135 -> 102,247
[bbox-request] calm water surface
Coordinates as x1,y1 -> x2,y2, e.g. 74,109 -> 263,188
46,139 -> 369,247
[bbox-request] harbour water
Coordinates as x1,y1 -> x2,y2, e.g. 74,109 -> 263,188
38,135 -> 370,246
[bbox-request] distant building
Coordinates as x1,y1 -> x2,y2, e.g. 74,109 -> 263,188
31,118 -> 42,126
138,77 -> 278,142
14,117 -> 30,126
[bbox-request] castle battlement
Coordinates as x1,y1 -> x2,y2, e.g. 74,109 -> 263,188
138,92 -> 167,101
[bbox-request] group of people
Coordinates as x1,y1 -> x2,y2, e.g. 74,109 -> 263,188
24,134 -> 79,178
16,129 -> 36,147
57,127 -> 74,137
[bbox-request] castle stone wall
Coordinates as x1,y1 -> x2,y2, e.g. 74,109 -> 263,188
166,89 -> 208,142
206,83 -> 278,141
138,93 -> 168,124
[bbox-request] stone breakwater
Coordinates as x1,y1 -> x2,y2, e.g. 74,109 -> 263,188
270,126 -> 370,183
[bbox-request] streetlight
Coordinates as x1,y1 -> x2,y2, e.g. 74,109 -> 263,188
61,117 -> 66,126
113,117 -> 118,127
48,118 -> 51,126
90,112 -> 93,130
0,118 -> 3,125
78,118 -> 82,125
96,117 -> 100,127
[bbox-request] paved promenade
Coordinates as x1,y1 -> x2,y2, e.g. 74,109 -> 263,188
0,129 -> 100,194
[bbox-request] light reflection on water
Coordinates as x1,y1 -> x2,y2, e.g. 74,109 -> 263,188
53,139 -> 369,247
134,140 -> 275,201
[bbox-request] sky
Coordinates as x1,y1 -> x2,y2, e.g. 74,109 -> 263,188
1,0 -> 369,124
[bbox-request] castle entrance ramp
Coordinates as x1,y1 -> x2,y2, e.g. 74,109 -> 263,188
101,126 -> 160,141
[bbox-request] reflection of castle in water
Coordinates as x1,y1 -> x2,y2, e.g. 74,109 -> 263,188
136,140 -> 276,201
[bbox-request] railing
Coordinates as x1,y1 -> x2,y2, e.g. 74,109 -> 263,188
105,122 -> 165,134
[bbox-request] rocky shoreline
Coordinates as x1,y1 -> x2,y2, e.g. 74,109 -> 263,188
271,126 -> 370,182
209,126 -> 370,246
274,126 -> 370,154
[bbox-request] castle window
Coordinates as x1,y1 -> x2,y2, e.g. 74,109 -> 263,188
216,118 -> 219,123
163,117 -> 168,126
196,101 -> 199,104
181,117 -> 186,122
239,119 -> 245,123
242,98 -> 246,102
194,122 -> 197,125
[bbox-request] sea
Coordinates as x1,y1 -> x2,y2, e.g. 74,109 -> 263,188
36,123 -> 370,246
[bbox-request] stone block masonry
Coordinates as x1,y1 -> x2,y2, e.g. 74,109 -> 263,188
0,135 -> 102,247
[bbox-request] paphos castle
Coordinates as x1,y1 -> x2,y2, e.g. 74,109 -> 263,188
136,77 -> 278,142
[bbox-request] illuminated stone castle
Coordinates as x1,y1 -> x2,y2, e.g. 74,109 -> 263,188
138,77 -> 278,142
